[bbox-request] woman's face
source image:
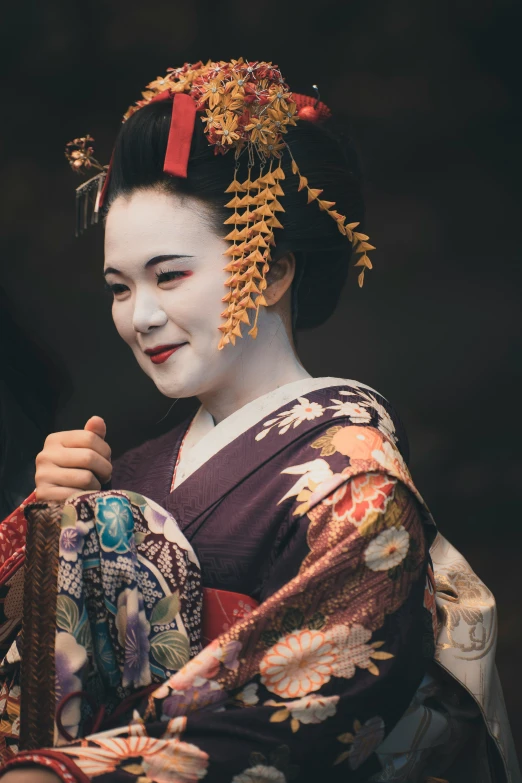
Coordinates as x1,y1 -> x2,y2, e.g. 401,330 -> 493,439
104,188 -> 248,399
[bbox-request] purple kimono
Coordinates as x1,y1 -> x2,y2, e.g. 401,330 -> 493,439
4,378 -> 514,782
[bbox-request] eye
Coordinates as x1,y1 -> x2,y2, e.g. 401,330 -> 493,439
104,281 -> 129,297
155,268 -> 188,284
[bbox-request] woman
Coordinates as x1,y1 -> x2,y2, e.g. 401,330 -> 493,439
0,59 -> 518,782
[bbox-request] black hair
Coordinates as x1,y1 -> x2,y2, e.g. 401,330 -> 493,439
106,100 -> 364,330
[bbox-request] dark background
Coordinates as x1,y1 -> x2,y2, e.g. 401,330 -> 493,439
1,0 -> 521,751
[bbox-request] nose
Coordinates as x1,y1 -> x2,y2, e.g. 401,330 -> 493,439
132,290 -> 168,333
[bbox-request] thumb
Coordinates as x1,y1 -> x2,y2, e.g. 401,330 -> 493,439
84,415 -> 107,440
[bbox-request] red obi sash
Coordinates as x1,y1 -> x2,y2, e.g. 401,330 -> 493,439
0,494 -> 258,647
202,588 -> 259,645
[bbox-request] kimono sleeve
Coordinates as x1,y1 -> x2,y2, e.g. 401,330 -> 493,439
1,473 -> 435,783
0,493 -> 33,653
0,492 -> 33,577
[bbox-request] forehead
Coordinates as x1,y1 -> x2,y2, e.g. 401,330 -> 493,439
104,189 -> 220,258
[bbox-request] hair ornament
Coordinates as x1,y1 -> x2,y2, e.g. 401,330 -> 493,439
64,137 -> 109,236
295,84 -> 332,123
66,59 -> 374,347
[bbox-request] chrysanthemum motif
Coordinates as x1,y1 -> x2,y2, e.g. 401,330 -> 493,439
364,526 -> 410,571
259,629 -> 337,698
325,624 -> 393,679
59,736 -> 209,780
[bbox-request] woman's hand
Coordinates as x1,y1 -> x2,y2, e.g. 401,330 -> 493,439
1,770 -> 62,783
35,415 -> 112,502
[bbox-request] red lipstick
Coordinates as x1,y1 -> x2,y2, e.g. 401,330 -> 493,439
144,344 -> 185,364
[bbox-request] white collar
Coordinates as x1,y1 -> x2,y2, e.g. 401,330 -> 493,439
173,376 -> 381,489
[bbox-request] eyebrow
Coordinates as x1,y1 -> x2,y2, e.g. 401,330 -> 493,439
103,254 -> 194,277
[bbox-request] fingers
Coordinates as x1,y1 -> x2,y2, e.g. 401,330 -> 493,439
34,485 -> 98,503
84,415 -> 107,441
38,446 -> 112,484
35,420 -> 113,504
46,430 -> 111,462
35,467 -> 102,495
35,445 -> 112,487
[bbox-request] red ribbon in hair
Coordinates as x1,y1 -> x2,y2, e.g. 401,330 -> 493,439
163,92 -> 197,177
292,92 -> 332,122
99,92 -> 197,209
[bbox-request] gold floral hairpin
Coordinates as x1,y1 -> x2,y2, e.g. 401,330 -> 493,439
66,59 -> 374,349
65,136 -> 109,236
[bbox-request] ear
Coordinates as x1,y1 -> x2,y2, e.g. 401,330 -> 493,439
264,252 -> 296,307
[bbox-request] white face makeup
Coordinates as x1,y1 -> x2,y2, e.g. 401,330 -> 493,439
104,189 -> 244,399
104,188 -> 308,418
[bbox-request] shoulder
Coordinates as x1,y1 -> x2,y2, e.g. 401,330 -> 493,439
249,379 -> 428,525
254,378 -> 410,465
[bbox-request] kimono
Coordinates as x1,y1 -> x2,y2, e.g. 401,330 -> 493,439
0,377 -> 519,783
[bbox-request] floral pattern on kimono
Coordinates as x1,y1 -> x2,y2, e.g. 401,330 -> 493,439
0,494 -> 31,661
0,379 -> 518,782
1,440 -> 434,781
0,491 -> 202,761
0,381 -> 448,782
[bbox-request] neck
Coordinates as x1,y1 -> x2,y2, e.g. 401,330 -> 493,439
197,322 -> 311,425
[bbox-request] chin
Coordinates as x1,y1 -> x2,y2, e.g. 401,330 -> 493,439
155,380 -> 194,399
151,367 -> 208,400
135,347 -> 218,400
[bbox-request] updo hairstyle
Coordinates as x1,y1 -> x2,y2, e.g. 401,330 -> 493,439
106,100 -> 364,329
